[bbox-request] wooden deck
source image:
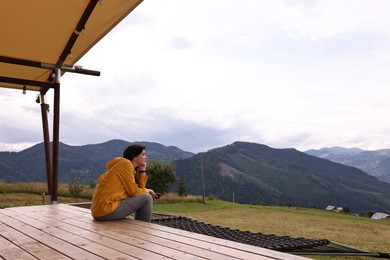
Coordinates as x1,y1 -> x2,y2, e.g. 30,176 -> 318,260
0,204 -> 308,259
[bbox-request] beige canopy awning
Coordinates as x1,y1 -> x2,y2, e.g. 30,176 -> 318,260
0,0 -> 142,92
0,0 -> 143,202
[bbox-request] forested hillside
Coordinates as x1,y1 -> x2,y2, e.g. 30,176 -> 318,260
2,140 -> 390,214
306,147 -> 390,183
174,142 -> 390,214
0,139 -> 193,183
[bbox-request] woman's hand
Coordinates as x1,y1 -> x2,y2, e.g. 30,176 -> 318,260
138,162 -> 147,172
148,189 -> 158,200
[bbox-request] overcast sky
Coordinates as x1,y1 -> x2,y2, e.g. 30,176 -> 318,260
2,0 -> 390,153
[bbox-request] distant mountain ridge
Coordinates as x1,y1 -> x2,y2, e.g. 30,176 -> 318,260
174,142 -> 390,214
1,140 -> 390,214
306,146 -> 365,156
305,147 -> 390,183
0,139 -> 193,183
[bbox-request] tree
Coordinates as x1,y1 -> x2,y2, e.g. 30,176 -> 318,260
177,177 -> 187,196
68,176 -> 84,202
146,161 -> 176,194
367,210 -> 375,218
89,179 -> 97,189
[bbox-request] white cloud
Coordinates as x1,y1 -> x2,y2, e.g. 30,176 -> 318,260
2,0 -> 390,153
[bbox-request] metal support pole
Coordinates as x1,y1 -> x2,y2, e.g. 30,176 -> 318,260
51,68 -> 61,204
39,93 -> 52,202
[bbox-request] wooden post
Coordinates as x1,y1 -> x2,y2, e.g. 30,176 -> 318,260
39,94 -> 52,202
51,69 -> 61,203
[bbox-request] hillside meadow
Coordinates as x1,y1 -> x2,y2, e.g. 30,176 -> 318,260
0,182 -> 389,258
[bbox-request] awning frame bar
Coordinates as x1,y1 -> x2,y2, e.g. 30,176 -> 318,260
0,55 -> 101,78
0,0 -> 101,204
0,75 -> 54,89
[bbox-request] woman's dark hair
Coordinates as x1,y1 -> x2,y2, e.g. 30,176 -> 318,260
123,144 -> 146,161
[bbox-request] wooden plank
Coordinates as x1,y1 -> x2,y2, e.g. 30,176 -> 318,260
0,230 -> 37,260
8,206 -> 204,260
0,222 -> 71,260
2,205 -> 309,260
0,209 -> 138,260
19,205 -> 244,260
55,205 -> 272,259
0,210 -> 105,260
57,204 -> 307,260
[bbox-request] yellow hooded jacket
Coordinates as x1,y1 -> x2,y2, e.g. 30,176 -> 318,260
91,157 -> 149,218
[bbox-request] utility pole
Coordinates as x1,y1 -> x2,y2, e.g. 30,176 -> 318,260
200,154 -> 205,203
232,176 -> 235,203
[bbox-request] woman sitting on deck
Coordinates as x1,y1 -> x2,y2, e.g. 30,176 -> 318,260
91,144 -> 158,222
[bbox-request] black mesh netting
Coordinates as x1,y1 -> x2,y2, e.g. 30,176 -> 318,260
151,215 -> 329,251
70,204 -> 388,258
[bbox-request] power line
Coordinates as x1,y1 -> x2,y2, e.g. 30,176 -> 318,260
59,90 -> 167,144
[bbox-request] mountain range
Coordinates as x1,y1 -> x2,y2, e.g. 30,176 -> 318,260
305,146 -> 390,183
1,140 -> 389,214
174,142 -> 390,214
0,140 -> 193,183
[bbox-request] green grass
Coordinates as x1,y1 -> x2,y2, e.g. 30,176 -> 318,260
0,181 -> 91,207
1,182 -> 389,258
154,199 -> 390,256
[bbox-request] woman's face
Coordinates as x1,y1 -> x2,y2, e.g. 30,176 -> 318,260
133,149 -> 147,167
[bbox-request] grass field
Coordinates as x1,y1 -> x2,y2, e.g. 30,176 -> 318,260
154,200 -> 390,255
1,182 -> 389,258
0,181 -> 92,208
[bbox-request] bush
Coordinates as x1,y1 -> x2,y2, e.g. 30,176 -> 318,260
367,210 -> 375,218
146,161 -> 176,194
68,177 -> 84,202
207,194 -> 218,200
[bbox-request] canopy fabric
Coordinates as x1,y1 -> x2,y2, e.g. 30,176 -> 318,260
0,0 -> 143,93
0,0 -> 143,203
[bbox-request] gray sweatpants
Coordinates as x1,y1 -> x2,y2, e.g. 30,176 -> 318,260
94,193 -> 153,222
